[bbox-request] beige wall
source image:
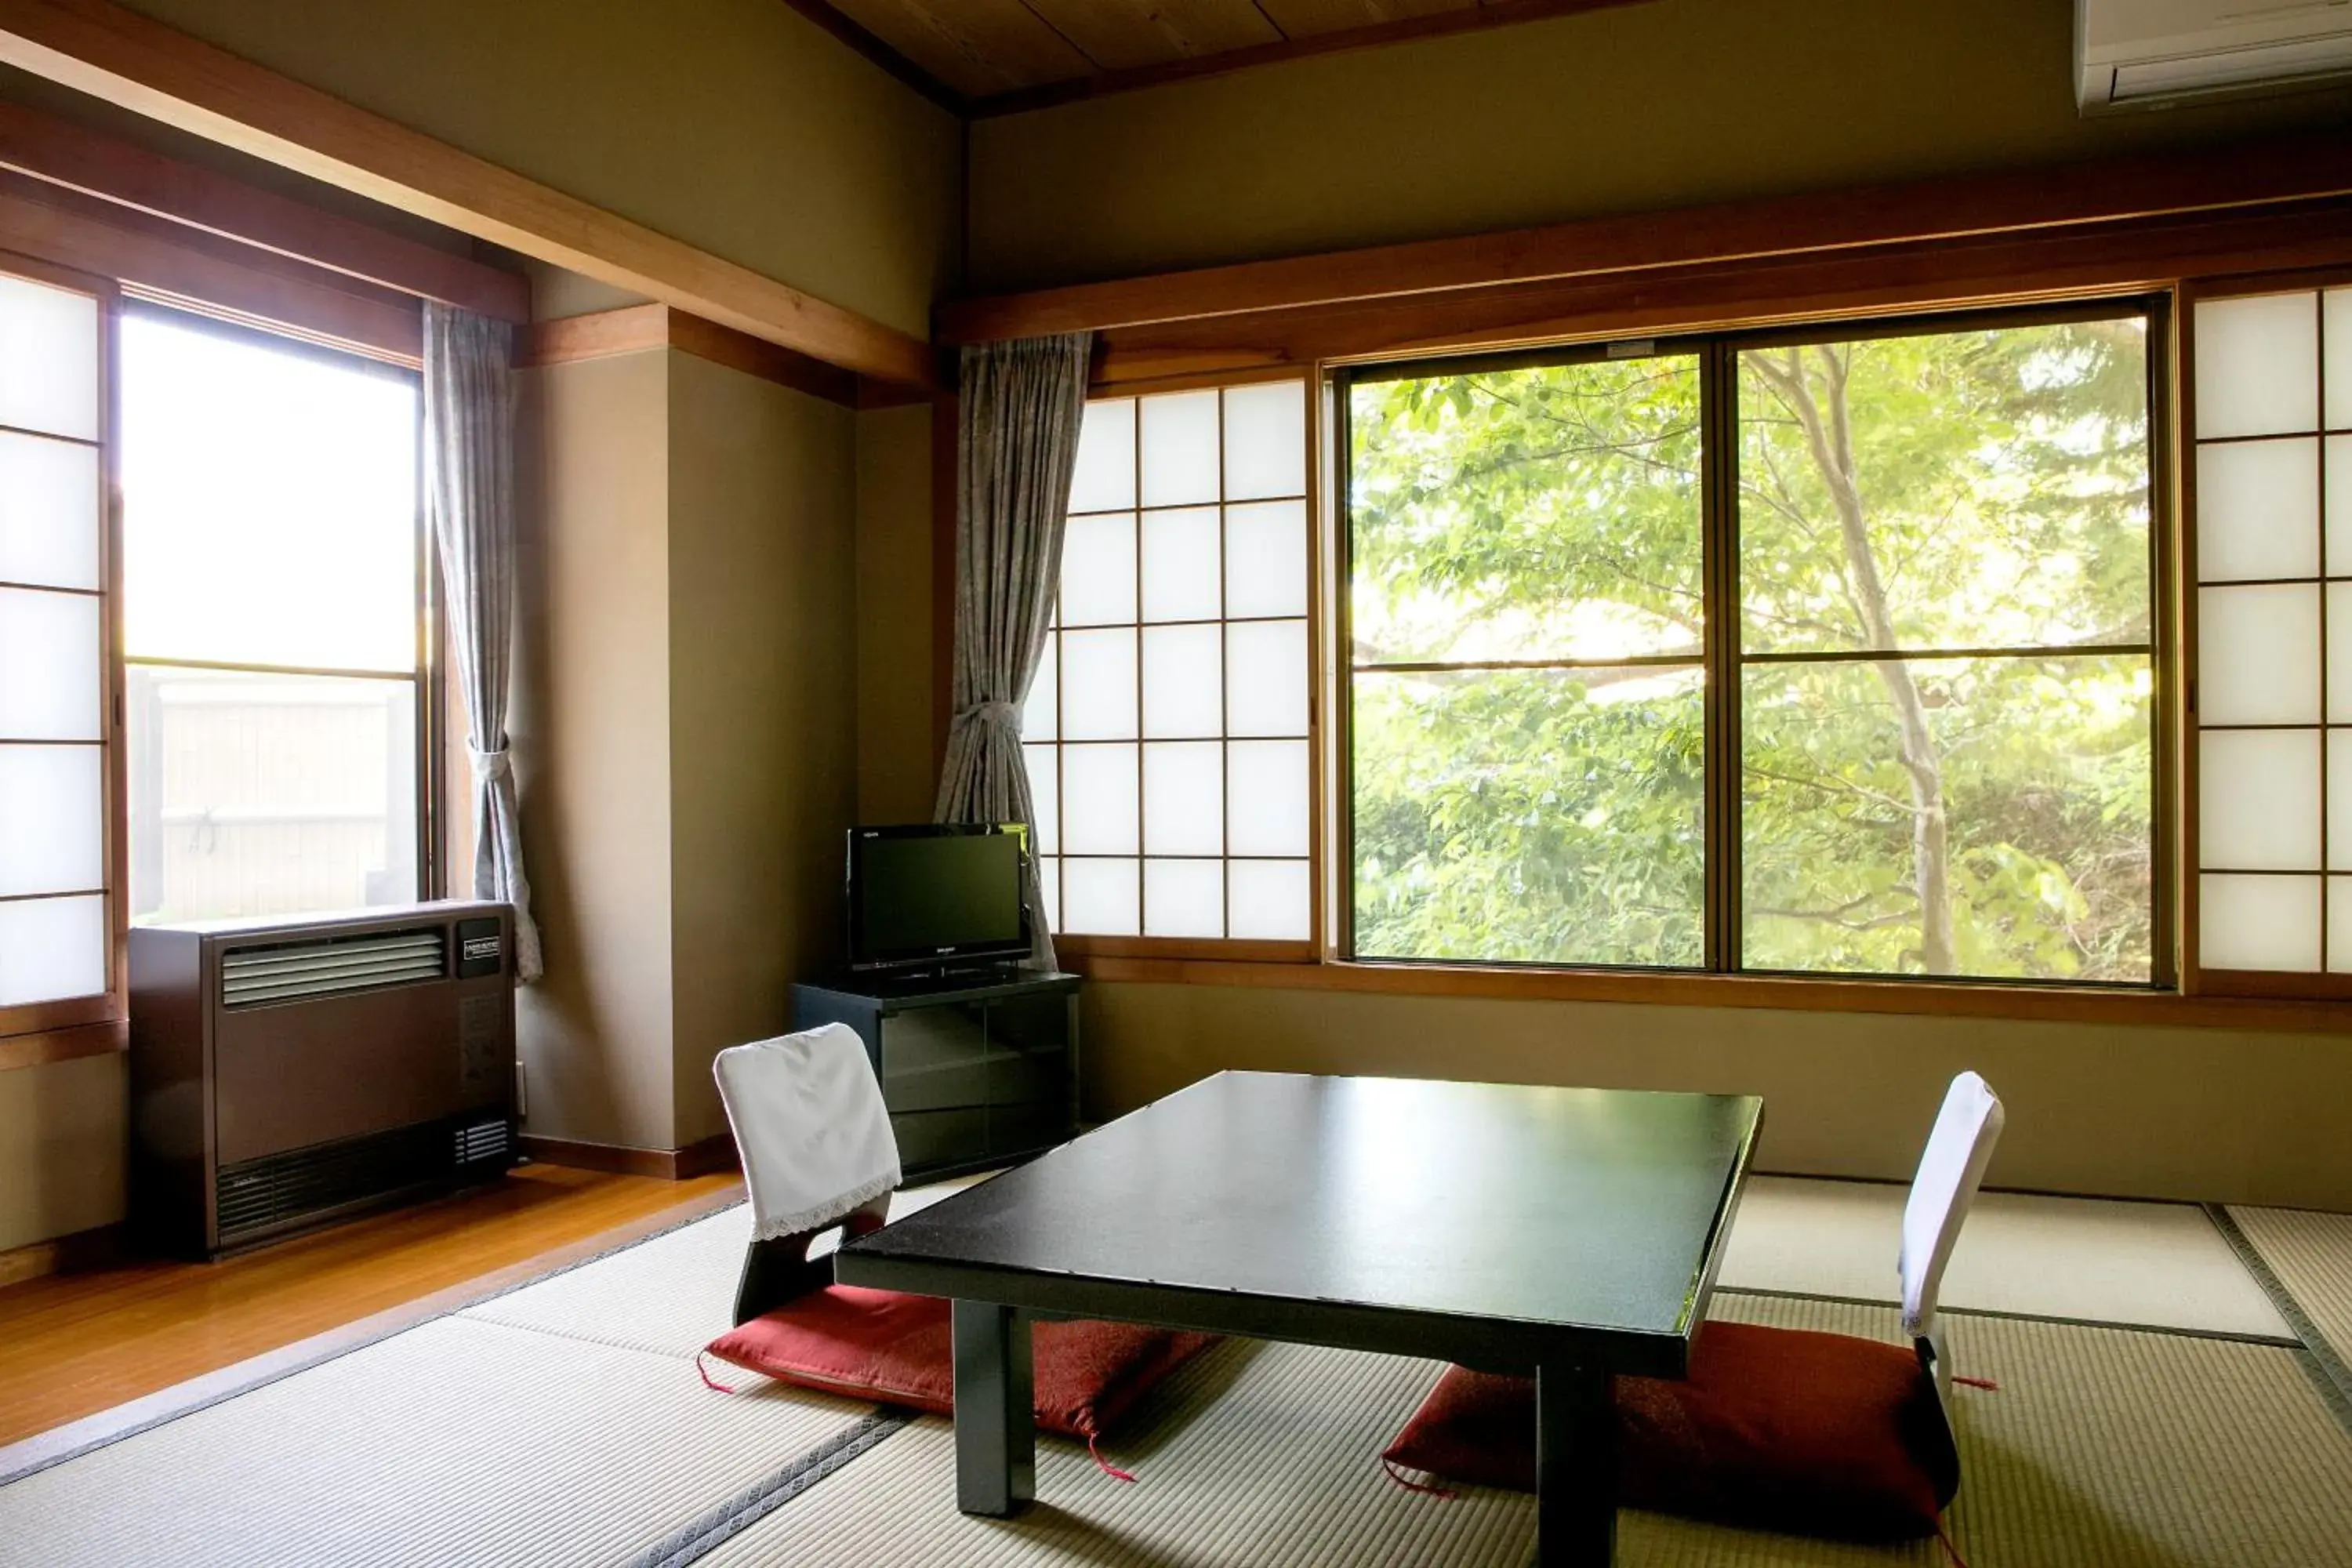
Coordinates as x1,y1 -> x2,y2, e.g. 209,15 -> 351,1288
513,349 -> 677,1151
967,0 -> 2352,291
0,1054 -> 125,1254
121,0 -> 962,334
854,404 -> 938,825
1083,984 -> 2352,1210
667,352 -> 860,1147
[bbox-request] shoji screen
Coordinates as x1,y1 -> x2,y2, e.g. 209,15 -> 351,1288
0,265 -> 112,1021
1025,381 -> 1314,943
2191,285 -> 2352,978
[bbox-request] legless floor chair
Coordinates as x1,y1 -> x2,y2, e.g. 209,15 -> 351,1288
702,1024 -> 1218,1468
1384,1071 -> 2008,1544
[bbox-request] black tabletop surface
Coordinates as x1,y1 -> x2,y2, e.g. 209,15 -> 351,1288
837,1071 -> 1762,1359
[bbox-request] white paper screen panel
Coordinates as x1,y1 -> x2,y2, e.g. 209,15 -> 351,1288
0,274 -> 100,443
1036,380 -> 1314,945
0,434 -> 101,592
0,745 -> 103,897
0,895 -> 107,1007
2192,286 -> 2352,976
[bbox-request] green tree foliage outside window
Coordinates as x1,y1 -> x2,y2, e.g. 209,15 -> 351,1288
1348,316 -> 2154,982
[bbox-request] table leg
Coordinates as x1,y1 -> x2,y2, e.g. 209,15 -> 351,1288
951,1300 -> 1035,1516
1534,1364 -> 1617,1566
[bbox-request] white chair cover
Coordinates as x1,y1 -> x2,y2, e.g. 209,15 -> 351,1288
713,1023 -> 902,1242
1898,1070 -> 2005,1351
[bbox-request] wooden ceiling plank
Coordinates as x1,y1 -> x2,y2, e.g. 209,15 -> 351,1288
825,0 -> 1093,95
1016,0 -> 1282,71
972,0 -> 1653,114
1254,0 -> 1471,38
0,0 -> 935,387
0,97 -> 527,321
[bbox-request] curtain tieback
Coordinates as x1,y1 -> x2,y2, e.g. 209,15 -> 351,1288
953,700 -> 1021,731
469,746 -> 514,785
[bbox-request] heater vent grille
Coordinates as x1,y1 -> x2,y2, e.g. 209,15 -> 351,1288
220,929 -> 446,1007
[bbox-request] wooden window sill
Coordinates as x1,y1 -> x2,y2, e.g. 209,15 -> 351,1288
1058,953 -> 2352,1035
0,1019 -> 128,1073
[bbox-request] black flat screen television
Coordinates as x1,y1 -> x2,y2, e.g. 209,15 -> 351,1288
846,823 -> 1029,973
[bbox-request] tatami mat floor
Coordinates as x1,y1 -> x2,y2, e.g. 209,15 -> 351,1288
2,1176 -> 2347,1568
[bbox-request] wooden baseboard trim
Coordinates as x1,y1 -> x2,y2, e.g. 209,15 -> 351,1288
0,1222 -> 125,1291
517,1130 -> 739,1181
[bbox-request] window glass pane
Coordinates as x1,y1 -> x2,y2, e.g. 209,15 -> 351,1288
1228,740 -> 1310,858
1229,859 -> 1311,941
1225,619 -> 1308,738
127,667 -> 419,924
1143,740 -> 1222,855
1062,858 -> 1138,935
1140,506 -> 1220,622
1059,743 -> 1138,855
2198,728 -> 2320,871
1143,858 -> 1223,938
1058,627 -> 1137,741
2200,873 -> 2318,971
1059,512 -> 1135,626
1225,500 -> 1308,620
1743,655 -> 2152,981
1142,622 -> 1221,739
1222,381 -> 1305,501
0,434 -> 100,592
121,313 -> 419,672
1354,666 -> 1701,966
2198,584 -> 2319,726
0,745 -> 103,896
1069,398 -> 1136,514
2197,292 -> 2318,439
1139,390 -> 1219,508
0,893 -> 105,1005
1350,356 -> 1701,666
1022,742 -> 1058,855
1740,321 -> 2149,654
0,274 -> 98,442
2195,437 -> 2318,583
0,586 -> 101,740
1022,635 -> 1058,742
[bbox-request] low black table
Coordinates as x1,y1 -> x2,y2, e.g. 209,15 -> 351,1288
834,1069 -> 1762,1566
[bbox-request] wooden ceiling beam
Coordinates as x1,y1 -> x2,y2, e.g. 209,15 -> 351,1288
941,129 -> 2352,342
0,0 -> 937,389
0,97 -> 527,322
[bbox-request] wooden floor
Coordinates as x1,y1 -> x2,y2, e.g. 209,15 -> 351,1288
0,1163 -> 740,1450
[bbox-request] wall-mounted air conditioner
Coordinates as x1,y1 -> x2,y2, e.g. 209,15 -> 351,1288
129,901 -> 517,1258
2078,0 -> 2352,111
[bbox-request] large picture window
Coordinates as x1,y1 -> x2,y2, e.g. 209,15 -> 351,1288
1345,307 -> 2158,984
120,309 -> 427,925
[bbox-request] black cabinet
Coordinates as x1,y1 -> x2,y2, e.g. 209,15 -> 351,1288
790,971 -> 1080,1178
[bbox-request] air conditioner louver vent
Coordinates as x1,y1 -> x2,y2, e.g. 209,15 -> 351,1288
220,928 -> 446,1007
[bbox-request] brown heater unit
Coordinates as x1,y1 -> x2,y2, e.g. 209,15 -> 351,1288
129,901 -> 518,1259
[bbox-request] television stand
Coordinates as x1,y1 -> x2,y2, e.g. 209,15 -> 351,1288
790,970 -> 1080,1180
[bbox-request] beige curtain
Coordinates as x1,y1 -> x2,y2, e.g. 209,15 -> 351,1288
935,332 -> 1093,970
424,302 -> 543,980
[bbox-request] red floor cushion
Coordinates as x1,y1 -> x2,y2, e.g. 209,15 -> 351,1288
705,1285 -> 1217,1442
1382,1321 -> 1960,1541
